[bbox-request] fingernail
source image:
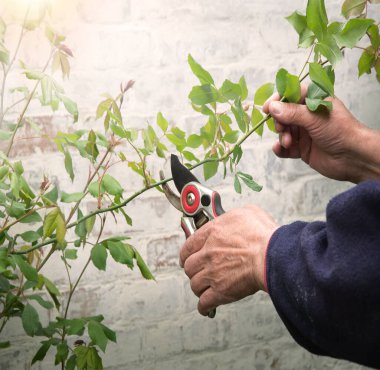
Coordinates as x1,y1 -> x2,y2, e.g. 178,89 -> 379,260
270,101 -> 282,115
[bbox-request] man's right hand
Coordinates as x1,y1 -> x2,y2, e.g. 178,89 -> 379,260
263,94 -> 380,184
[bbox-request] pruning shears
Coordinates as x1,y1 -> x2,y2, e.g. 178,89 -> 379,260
160,154 -> 226,318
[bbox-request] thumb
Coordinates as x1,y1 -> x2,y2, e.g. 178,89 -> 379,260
269,101 -> 319,130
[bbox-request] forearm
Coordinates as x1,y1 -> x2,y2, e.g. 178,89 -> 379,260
348,125 -> 380,183
266,181 -> 380,368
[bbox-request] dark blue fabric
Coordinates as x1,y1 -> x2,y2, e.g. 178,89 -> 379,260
266,180 -> 380,369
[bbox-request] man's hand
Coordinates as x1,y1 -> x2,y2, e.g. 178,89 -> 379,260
179,205 -> 278,316
263,94 -> 380,184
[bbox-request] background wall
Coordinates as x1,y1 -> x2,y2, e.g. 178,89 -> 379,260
1,0 -> 379,369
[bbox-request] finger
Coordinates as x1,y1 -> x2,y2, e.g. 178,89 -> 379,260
183,251 -> 204,279
279,129 -> 292,149
268,101 -> 319,129
190,270 -> 209,297
198,288 -> 222,316
179,221 -> 213,267
272,141 -> 301,159
263,92 -> 280,113
275,121 -> 285,133
263,84 -> 308,114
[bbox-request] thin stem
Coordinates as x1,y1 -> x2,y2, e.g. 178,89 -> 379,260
298,44 -> 315,79
65,147 -> 112,224
0,5 -> 30,126
0,205 -> 45,234
4,50 -> 54,157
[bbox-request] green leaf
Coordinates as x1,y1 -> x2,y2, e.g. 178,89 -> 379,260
20,211 -> 42,224
231,99 -> 248,132
14,161 -> 24,175
239,76 -> 248,100
85,215 -> 96,234
64,150 -> 74,182
0,166 -> 9,181
102,174 -> 123,196
368,25 -> 380,49
182,150 -> 199,162
286,11 -> 307,35
134,248 -> 155,280
43,208 -> 66,243
12,255 -> 38,282
157,112 -> 168,132
188,54 -> 214,85
110,123 -> 126,138
267,117 -> 276,133
96,98 -> 112,120
10,173 -> 20,198
275,68 -> 288,97
88,320 -> 108,352
85,130 -> 99,160
22,303 -> 41,336
55,342 -> 69,365
25,70 -> 45,80
91,244 -> 107,271
187,134 -> 202,148
276,69 -> 301,103
251,108 -> 264,137
66,355 -> 77,370
342,0 -> 366,19
334,19 -> 374,48
28,294 -> 54,309
20,231 -> 40,243
203,159 -> 219,181
234,175 -> 242,194
223,130 -> 239,144
88,181 -> 105,197
237,172 -> 263,192
43,276 -> 60,296
61,191 -> 84,203
60,95 -> 79,122
0,44 -> 9,65
306,98 -> 333,112
306,0 -> 328,40
307,66 -> 334,100
86,347 -> 103,369
107,241 -> 134,268
64,249 -> 78,260
254,83 -> 274,105
45,186 -> 58,203
219,79 -> 242,101
358,48 -> 376,77
309,62 -> 334,96
166,133 -> 186,148
32,341 -> 52,365
188,85 -> 219,105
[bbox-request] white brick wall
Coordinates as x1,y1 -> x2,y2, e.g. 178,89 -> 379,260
1,0 -> 379,369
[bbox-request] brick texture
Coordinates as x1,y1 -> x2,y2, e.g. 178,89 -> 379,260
1,0 -> 379,369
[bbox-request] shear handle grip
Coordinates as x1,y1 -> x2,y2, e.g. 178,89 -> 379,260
212,192 -> 225,218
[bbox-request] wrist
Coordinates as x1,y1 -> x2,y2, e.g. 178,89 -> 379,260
346,125 -> 380,184
252,226 -> 278,293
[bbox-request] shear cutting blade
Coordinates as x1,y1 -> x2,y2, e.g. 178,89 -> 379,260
159,170 -> 182,212
171,154 -> 200,193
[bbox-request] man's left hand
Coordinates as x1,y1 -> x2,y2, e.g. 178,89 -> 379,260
179,205 -> 278,316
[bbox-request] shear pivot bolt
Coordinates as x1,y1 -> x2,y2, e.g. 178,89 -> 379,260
187,193 -> 196,206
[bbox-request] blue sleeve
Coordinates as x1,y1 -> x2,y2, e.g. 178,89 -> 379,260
266,180 -> 380,369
